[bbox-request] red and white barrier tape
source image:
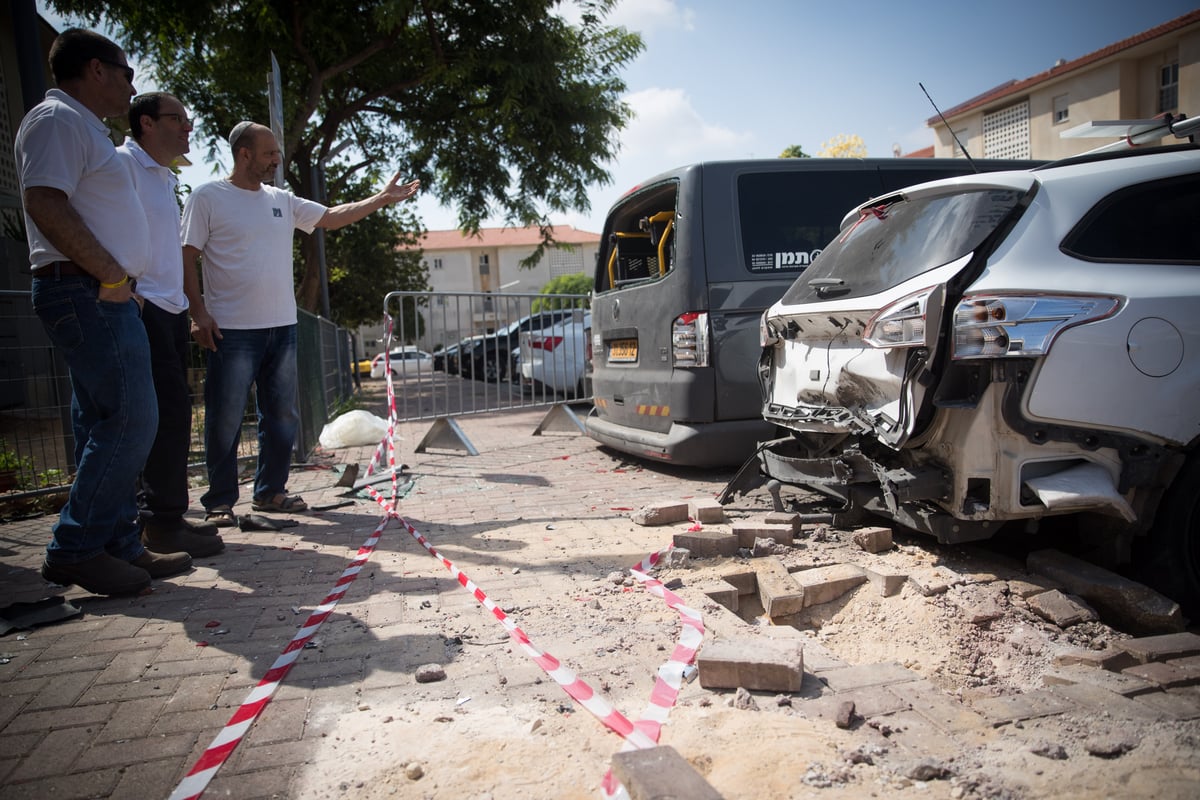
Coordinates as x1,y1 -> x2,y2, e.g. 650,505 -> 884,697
168,315 -> 703,799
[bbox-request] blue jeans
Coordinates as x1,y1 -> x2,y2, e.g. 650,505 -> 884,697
200,325 -> 299,510
32,274 -> 157,565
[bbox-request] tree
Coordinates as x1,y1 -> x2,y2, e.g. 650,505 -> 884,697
817,133 -> 868,158
51,0 -> 643,314
779,144 -> 810,158
531,272 -> 591,312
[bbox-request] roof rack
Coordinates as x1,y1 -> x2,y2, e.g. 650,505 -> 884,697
1061,113 -> 1199,154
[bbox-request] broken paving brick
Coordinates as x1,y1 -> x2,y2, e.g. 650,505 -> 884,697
732,520 -> 793,549
696,636 -> 805,692
792,563 -> 867,608
610,745 -> 724,800
1027,548 -> 1184,634
851,526 -> 893,554
631,501 -> 690,526
753,558 -> 805,618
1027,590 -> 1098,627
673,529 -> 739,558
688,497 -> 726,524
907,566 -> 963,596
698,581 -> 739,612
719,568 -> 757,596
764,511 -> 802,533
1113,631 -> 1200,664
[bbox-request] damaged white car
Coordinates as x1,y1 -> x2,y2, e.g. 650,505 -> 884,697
750,145 -> 1200,611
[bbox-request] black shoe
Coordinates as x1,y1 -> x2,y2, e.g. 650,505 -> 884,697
130,549 -> 192,578
41,553 -> 151,596
143,522 -> 225,557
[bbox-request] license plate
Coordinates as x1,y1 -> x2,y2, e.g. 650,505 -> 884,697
608,339 -> 638,362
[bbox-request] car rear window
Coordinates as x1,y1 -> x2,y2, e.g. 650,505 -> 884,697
779,188 -> 1024,304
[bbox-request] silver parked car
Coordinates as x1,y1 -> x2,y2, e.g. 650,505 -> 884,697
751,145 -> 1200,612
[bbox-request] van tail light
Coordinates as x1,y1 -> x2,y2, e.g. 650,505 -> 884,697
529,335 -> 564,351
952,294 -> 1120,359
672,311 -> 710,367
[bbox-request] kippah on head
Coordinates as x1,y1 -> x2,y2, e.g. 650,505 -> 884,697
228,121 -> 255,150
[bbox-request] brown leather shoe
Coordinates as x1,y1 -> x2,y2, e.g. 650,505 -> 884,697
41,553 -> 151,596
180,516 -> 221,536
130,549 -> 192,578
143,522 -> 225,557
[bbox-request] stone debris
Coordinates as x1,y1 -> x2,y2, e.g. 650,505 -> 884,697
730,687 -> 759,710
905,758 -> 953,781
415,664 -> 447,683
1084,735 -> 1139,759
631,501 -> 690,526
834,700 -> 857,729
1027,548 -> 1184,634
1030,740 -> 1068,759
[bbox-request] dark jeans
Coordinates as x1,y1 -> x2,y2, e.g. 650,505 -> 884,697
31,274 -> 156,564
139,301 -> 193,523
200,325 -> 299,510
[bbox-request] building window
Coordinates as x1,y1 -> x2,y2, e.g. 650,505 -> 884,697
1053,94 -> 1069,125
983,101 -> 1031,160
432,257 -> 443,270
549,246 -> 584,278
1160,62 -> 1179,113
478,254 -> 489,275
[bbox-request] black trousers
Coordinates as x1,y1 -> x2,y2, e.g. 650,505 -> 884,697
139,300 -> 194,522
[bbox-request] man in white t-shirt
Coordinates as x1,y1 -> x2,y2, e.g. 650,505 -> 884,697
15,28 -> 191,595
181,122 -> 419,524
116,92 -> 223,558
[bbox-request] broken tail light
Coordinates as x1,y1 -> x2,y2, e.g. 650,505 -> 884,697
863,288 -> 933,348
672,311 -> 710,367
952,294 -> 1120,359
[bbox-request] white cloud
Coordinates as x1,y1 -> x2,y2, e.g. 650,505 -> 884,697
606,0 -> 696,34
621,87 -> 751,162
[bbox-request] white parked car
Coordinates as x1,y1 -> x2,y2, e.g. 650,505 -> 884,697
751,145 -> 1200,613
370,346 -> 434,379
519,311 -> 591,397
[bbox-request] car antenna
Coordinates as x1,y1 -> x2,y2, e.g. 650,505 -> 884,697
920,82 -> 978,172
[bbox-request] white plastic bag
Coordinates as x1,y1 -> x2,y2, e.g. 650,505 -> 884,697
318,409 -> 389,449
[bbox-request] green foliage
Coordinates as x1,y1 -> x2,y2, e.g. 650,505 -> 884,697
49,0 -> 643,312
779,144 -> 810,158
531,272 -> 591,312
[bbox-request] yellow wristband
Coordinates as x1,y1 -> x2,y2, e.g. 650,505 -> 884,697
100,274 -> 130,289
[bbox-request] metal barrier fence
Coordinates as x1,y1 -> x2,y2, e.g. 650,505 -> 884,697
378,290 -> 592,450
0,289 -> 354,502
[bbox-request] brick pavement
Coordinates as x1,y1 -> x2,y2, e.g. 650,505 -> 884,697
0,403 -> 736,799
3,398 -> 1199,799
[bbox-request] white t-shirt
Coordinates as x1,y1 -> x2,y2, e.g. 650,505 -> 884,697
14,89 -> 150,277
115,138 -> 187,313
180,179 -> 326,329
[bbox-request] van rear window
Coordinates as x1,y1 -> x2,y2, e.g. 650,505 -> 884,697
737,171 -> 885,275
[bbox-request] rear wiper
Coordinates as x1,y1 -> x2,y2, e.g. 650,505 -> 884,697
808,278 -> 850,298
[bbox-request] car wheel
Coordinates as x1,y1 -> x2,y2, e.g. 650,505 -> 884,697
1136,451 -> 1200,617
484,359 -> 500,383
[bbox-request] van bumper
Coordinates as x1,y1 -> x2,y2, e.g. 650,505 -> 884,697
585,413 -> 777,468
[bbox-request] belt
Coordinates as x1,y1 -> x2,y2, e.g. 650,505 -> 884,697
32,261 -> 89,278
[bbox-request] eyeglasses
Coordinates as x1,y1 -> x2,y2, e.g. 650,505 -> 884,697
154,112 -> 194,127
97,58 -> 134,84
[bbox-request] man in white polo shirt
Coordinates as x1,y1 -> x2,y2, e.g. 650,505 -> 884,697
117,92 -> 224,558
14,28 -> 191,595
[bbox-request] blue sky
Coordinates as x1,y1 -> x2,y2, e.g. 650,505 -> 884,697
37,0 -> 1198,233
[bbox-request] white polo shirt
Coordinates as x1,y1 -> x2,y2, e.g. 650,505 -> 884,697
14,89 -> 150,277
116,138 -> 187,313
181,179 -> 326,329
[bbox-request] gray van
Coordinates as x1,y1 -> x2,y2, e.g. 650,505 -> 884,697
585,158 -> 1042,467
